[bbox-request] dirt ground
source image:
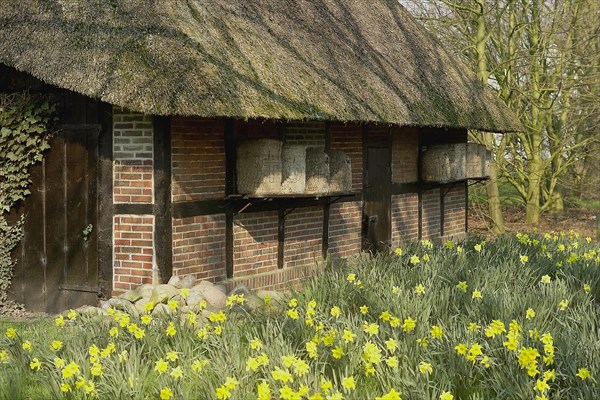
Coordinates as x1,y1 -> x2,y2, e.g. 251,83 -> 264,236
469,204 -> 598,241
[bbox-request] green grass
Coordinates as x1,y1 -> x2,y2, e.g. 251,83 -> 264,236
1,234 -> 599,399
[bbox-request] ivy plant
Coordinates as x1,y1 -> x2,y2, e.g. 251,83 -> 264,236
0,93 -> 56,307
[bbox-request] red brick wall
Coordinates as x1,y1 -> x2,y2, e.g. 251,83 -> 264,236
392,127 -> 418,183
233,211 -> 278,277
330,123 -> 363,190
113,215 -> 154,294
329,201 -> 362,258
171,118 -> 225,202
443,184 -> 467,239
112,107 -> 153,203
225,264 -> 319,292
172,215 -> 226,282
391,194 -> 419,245
284,207 -> 323,268
422,189 -> 441,239
285,122 -> 326,148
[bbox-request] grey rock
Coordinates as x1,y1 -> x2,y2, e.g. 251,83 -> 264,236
180,275 -> 196,289
229,284 -> 250,296
134,298 -> 152,314
118,289 -> 143,303
108,297 -> 139,317
137,284 -> 154,299
242,291 -> 264,313
149,284 -> 180,304
168,275 -> 182,288
255,289 -> 286,303
197,284 -> 227,309
185,289 -> 206,309
75,305 -> 103,317
151,303 -> 171,316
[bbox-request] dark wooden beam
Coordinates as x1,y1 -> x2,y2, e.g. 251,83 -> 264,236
97,102 -> 113,298
153,116 -> 172,283
172,194 -> 362,219
224,119 -> 236,279
114,203 -> 153,215
322,122 -> 331,258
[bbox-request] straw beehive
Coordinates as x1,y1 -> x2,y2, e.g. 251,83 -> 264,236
236,139 -> 282,195
281,144 -> 307,194
328,150 -> 352,193
466,143 -> 491,178
421,144 -> 466,182
305,148 -> 330,194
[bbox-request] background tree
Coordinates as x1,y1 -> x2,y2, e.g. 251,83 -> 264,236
403,0 -> 600,225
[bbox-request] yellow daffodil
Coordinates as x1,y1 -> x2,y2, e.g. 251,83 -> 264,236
559,299 -> 569,311
419,361 -> 433,375
155,358 -> 168,374
22,340 -> 31,352
342,329 -> 356,343
456,281 -> 468,292
342,376 -> 356,391
166,322 -> 177,336
376,388 -> 401,400
257,381 -> 271,400
332,346 -> 344,359
160,387 -> 173,400
386,356 -> 399,368
402,317 -> 416,333
430,325 -> 443,339
170,366 -> 184,379
576,368 -> 591,380
440,391 -> 454,400
29,358 -> 41,371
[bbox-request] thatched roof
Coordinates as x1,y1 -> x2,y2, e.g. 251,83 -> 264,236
0,0 -> 519,132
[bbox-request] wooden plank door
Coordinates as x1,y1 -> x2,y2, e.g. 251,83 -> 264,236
10,128 -> 99,313
363,132 -> 391,252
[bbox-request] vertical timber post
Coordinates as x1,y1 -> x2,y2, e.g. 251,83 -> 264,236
322,122 -> 331,258
153,116 -> 172,283
97,103 -> 113,298
224,119 -> 235,279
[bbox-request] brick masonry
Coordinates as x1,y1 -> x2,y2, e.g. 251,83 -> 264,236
284,207 -> 323,268
233,211 -> 279,278
224,263 -> 320,292
392,126 -> 418,183
422,189 -> 441,239
329,201 -> 362,259
330,123 -> 363,190
113,215 -> 154,293
391,193 -> 419,245
284,121 -> 326,148
172,214 -> 226,282
171,118 -> 225,202
443,184 -> 467,239
112,107 -> 153,204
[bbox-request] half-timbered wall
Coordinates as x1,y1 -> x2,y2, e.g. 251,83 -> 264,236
108,112 -> 470,296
